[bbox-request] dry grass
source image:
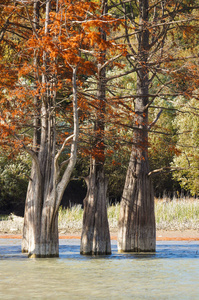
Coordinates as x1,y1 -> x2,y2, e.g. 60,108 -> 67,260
0,214 -> 23,234
155,198 -> 199,230
58,197 -> 199,232
0,197 -> 198,234
58,205 -> 83,234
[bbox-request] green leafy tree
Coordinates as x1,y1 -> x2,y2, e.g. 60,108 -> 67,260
0,152 -> 31,215
148,98 -> 180,196
108,0 -> 199,252
172,97 -> 199,196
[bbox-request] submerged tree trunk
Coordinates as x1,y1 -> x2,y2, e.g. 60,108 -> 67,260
80,160 -> 111,255
22,0 -> 40,254
23,186 -> 59,258
26,184 -> 59,258
80,0 -> 111,255
80,64 -> 111,255
118,0 -> 156,252
117,88 -> 156,252
22,164 -> 37,253
117,145 -> 156,252
22,64 -> 79,257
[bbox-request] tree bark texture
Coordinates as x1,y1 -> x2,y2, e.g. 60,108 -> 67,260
80,160 -> 111,255
118,0 -> 156,252
22,66 -> 78,257
22,0 -> 79,258
117,148 -> 156,252
80,64 -> 111,255
80,0 -> 111,255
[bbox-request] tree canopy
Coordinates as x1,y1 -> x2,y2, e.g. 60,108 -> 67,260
0,0 -> 199,256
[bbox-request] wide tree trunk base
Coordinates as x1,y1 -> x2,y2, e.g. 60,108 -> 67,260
117,230 -> 156,253
118,165 -> 156,253
80,232 -> 111,255
22,248 -> 28,254
28,252 -> 59,258
80,162 -> 111,255
80,250 -> 111,256
118,222 -> 156,253
80,238 -> 111,255
23,206 -> 59,258
118,249 -> 155,253
27,238 -> 59,258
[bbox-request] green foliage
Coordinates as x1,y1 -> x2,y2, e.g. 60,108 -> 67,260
172,97 -> 199,196
108,0 -> 138,19
0,152 -> 31,215
0,0 -> 198,214
105,148 -> 130,201
149,98 -> 180,196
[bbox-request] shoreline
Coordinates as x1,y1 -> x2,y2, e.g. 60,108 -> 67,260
0,229 -> 199,241
0,213 -> 199,241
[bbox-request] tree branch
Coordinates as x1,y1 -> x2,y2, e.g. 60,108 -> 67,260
148,109 -> 163,130
54,134 -> 75,164
148,166 -> 187,177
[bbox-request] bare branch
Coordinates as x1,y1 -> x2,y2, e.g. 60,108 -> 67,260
54,134 -> 75,164
148,166 -> 188,177
24,4 -> 39,39
148,109 -> 163,130
100,53 -> 123,70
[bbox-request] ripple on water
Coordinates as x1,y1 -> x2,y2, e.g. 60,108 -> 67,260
0,240 -> 198,299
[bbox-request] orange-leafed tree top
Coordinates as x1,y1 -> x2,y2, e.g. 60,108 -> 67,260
0,0 -> 126,159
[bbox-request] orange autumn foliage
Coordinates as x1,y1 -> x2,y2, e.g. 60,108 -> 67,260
0,0 -> 126,163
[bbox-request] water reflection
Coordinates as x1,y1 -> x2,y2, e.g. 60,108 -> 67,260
0,239 -> 198,299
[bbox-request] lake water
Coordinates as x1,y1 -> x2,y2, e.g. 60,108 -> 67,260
0,239 -> 199,299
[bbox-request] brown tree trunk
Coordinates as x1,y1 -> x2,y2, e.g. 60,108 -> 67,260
21,38 -> 79,258
22,75 -> 78,257
117,147 -> 156,252
117,89 -> 156,252
80,67 -> 111,255
118,0 -> 156,252
23,198 -> 59,257
22,143 -> 60,257
27,190 -> 59,258
80,0 -> 111,255
21,0 -> 41,254
21,164 -> 37,253
80,159 -> 111,255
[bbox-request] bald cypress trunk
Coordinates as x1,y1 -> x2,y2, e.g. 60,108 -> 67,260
80,160 -> 111,255
80,0 -> 111,255
21,50 -> 79,257
117,120 -> 156,252
80,60 -> 111,255
22,0 -> 40,254
118,0 -> 156,252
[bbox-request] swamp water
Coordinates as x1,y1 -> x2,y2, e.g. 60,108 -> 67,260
0,239 -> 198,299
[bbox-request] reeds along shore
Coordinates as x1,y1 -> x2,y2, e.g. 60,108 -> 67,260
0,198 -> 199,234
58,198 -> 199,232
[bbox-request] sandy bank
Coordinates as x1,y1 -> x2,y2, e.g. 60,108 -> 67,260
0,230 -> 199,241
0,215 -> 198,241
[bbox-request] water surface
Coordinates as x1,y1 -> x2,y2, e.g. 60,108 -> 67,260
0,239 -> 198,299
